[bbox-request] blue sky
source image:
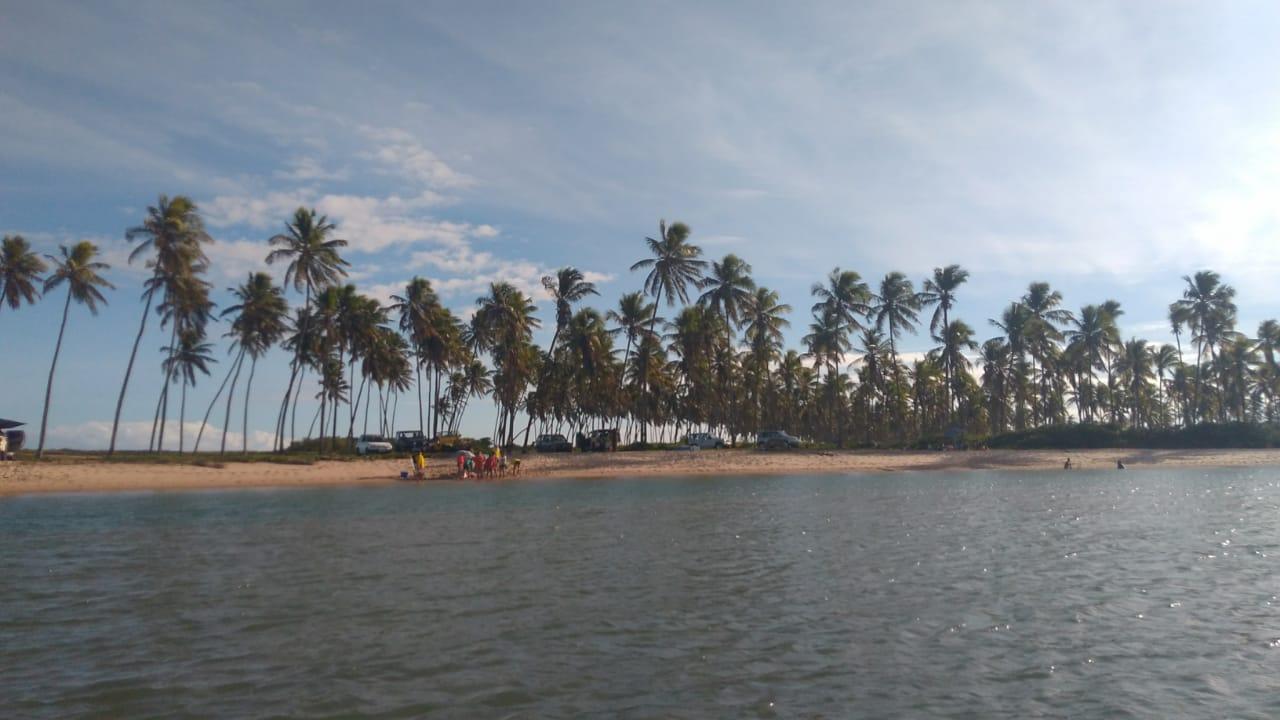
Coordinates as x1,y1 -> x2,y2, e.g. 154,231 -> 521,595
4,1 -> 1280,449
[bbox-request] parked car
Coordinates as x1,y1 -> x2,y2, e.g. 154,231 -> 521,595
583,428 -> 619,452
534,433 -> 573,452
356,434 -> 394,456
394,430 -> 427,452
756,430 -> 801,450
428,434 -> 461,452
686,432 -> 726,449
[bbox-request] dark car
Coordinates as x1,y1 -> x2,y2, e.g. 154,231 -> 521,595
394,430 -> 427,452
534,433 -> 573,452
756,430 -> 801,450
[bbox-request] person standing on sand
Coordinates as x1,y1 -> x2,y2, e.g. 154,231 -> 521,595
1063,457 -> 1072,470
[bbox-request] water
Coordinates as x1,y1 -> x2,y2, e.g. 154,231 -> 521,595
3,469 -> 1280,718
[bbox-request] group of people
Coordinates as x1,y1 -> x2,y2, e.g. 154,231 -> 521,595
456,448 -> 520,480
404,447 -> 524,482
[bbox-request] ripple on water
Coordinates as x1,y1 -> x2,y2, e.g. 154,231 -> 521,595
2,468 -> 1280,717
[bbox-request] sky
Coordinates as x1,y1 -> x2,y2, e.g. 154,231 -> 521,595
4,0 -> 1280,449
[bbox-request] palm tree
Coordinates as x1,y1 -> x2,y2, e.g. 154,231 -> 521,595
390,277 -> 439,434
803,305 -> 850,444
151,271 -> 215,452
1152,344 -> 1180,425
266,207 -> 348,449
110,195 -> 211,454
699,254 -> 756,345
36,242 -> 113,458
1021,282 -> 1071,424
472,282 -> 541,446
1,235 -> 47,311
933,319 -> 978,418
164,328 -> 215,452
919,265 -> 969,412
228,273 -> 288,452
1065,305 -> 1110,422
607,291 -> 659,402
871,272 -> 921,386
1173,270 -> 1236,422
543,267 -> 600,353
1115,338 -> 1153,427
630,220 -> 705,441
811,267 -> 872,337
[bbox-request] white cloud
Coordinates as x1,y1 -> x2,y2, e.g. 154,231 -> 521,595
42,420 -> 275,452
205,190 -> 314,230
360,126 -> 473,189
204,239 -> 273,282
274,155 -> 345,182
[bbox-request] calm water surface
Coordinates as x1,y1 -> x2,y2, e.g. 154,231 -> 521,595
3,469 -> 1280,718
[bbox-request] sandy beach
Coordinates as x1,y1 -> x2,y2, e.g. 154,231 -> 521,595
3,447 -> 1280,497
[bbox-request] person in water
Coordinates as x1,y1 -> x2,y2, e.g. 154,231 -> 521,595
1063,457 -> 1072,470
1116,459 -> 1126,470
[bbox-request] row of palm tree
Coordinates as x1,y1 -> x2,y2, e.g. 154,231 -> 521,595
4,203 -> 1280,455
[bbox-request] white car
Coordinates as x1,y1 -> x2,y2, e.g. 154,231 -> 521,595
356,434 -> 394,456
686,432 -> 726,449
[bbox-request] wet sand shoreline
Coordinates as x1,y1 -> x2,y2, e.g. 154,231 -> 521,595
3,448 -> 1280,498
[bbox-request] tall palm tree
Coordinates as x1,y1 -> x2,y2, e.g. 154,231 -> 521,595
920,265 -> 970,335
390,277 -> 439,434
698,254 -> 756,346
227,273 -> 288,452
164,328 -> 215,452
472,282 -> 541,446
542,266 -> 600,353
1152,344 -> 1180,425
110,195 -> 211,454
1114,338 -> 1153,427
811,267 -> 872,338
1,235 -> 47,311
919,265 -> 969,412
1174,270 -> 1236,422
871,272 -> 921,384
607,291 -> 659,402
36,242 -> 113,458
151,271 -> 214,452
266,207 -> 348,449
933,319 -> 978,418
630,220 -> 705,441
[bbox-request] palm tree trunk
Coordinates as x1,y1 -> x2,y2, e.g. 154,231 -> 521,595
1192,340 -> 1204,424
179,380 -> 187,453
347,374 -> 366,440
195,350 -> 239,452
221,348 -> 246,454
109,291 -> 155,455
288,283 -> 314,447
416,360 -> 424,433
318,395 -> 326,455
639,288 -> 664,444
36,291 -> 73,458
291,365 -> 306,445
242,355 -> 258,453
156,322 -> 178,451
150,377 -> 165,451
363,379 -> 372,435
